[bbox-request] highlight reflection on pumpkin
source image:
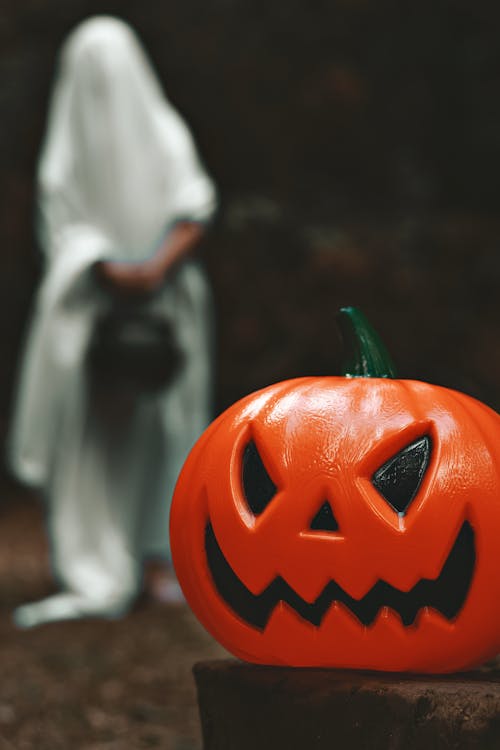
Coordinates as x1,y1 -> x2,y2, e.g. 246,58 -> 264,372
170,308 -> 500,672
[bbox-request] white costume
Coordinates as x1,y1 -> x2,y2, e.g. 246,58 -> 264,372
8,17 -> 217,626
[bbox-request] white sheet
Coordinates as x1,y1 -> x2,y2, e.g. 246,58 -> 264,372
8,16 -> 216,626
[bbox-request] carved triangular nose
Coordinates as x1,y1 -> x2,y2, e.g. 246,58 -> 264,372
310,501 -> 339,532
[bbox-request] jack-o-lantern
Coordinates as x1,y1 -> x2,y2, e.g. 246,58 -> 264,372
170,308 -> 500,672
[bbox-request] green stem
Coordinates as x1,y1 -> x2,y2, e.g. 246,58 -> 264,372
337,307 -> 398,378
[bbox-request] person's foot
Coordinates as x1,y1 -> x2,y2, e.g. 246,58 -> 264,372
143,562 -> 185,605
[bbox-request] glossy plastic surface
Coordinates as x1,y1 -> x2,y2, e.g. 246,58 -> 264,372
170,376 -> 500,672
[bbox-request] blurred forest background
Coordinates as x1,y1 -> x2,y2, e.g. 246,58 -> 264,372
0,3 -> 499,747
1,0 -> 499,446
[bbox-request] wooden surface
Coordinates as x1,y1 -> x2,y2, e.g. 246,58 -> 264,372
194,658 -> 500,750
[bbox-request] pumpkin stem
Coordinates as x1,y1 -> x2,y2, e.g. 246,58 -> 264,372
337,307 -> 398,378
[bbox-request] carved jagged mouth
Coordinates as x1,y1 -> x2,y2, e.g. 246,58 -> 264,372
205,522 -> 475,630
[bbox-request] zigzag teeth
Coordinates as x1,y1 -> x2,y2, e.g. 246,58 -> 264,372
205,521 -> 475,631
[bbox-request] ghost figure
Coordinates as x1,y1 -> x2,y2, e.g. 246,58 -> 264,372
8,16 -> 217,626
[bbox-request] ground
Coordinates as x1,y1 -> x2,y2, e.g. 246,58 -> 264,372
0,483 -> 226,750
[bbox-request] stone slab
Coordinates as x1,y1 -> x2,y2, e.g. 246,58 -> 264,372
194,658 -> 500,750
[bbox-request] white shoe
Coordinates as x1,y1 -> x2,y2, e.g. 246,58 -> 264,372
13,591 -> 131,628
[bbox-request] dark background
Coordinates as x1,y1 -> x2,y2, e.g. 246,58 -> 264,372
1,0 -> 500,442
0,3 -> 500,747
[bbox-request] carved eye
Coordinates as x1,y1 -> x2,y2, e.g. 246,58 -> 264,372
242,441 -> 277,515
310,501 -> 339,532
372,436 -> 431,516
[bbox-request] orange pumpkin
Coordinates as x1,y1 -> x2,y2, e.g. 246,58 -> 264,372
170,308 -> 500,672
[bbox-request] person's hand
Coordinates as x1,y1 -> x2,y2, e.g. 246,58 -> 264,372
93,220 -> 204,296
94,259 -> 166,296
